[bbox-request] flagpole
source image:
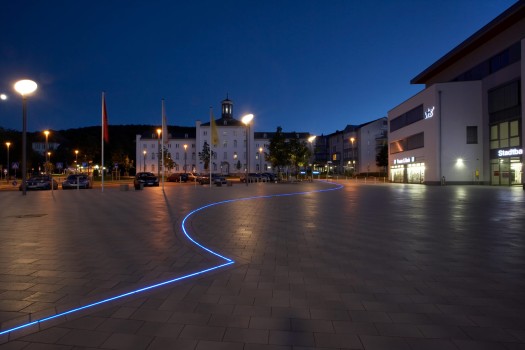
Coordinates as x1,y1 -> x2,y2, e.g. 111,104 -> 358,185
161,99 -> 165,191
101,92 -> 105,192
209,107 -> 213,187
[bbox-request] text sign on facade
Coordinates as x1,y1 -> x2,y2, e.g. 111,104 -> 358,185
497,148 -> 523,157
394,156 -> 415,165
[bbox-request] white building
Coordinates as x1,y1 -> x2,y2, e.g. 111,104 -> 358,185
388,1 -> 524,186
136,97 -> 302,176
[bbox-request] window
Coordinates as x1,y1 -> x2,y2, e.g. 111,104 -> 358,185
390,133 -> 424,154
390,105 -> 424,132
234,140 -> 237,148
510,120 -> 520,146
490,120 -> 521,149
466,126 -> 478,144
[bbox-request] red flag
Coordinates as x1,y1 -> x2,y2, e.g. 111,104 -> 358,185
102,93 -> 109,143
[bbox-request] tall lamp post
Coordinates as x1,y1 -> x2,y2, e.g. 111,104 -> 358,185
156,128 -> 161,177
258,147 -> 263,172
308,135 -> 316,179
43,130 -> 50,174
75,150 -> 79,172
5,142 -> 10,181
183,144 -> 188,173
14,79 -> 38,196
241,114 -> 254,186
143,150 -> 147,172
350,137 -> 356,176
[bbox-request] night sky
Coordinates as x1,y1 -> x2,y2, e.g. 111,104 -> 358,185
0,0 -> 516,135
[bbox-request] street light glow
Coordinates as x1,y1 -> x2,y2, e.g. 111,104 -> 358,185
0,94 -> 7,100
308,135 -> 316,143
14,80 -> 37,96
241,113 -> 254,125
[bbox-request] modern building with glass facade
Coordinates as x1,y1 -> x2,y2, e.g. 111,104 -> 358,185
388,1 -> 524,185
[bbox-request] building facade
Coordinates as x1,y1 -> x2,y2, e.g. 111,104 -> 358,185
136,98 -> 310,176
388,1 -> 524,185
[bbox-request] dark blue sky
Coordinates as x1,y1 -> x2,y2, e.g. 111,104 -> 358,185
0,0 -> 516,135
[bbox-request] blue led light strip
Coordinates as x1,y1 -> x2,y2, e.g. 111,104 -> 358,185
0,181 -> 342,337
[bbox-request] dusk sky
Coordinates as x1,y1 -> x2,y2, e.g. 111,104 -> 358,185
0,0 -> 516,136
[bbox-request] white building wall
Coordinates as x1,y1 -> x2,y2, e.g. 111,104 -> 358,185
195,121 -> 255,174
388,81 -> 483,184
357,118 -> 387,174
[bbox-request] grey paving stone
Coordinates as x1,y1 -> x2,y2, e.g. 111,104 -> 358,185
178,324 -> 226,341
146,337 -> 197,350
223,327 -> 269,344
268,330 -> 315,347
0,182 -> 524,350
101,333 -> 153,350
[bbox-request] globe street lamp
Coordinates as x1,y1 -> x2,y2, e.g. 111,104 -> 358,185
183,144 -> 188,173
350,137 -> 356,176
258,147 -> 263,172
241,114 -> 254,186
156,128 -> 161,177
14,79 -> 37,195
143,149 -> 147,172
5,142 -> 10,181
308,135 -> 316,179
43,130 -> 50,174
75,150 -> 79,172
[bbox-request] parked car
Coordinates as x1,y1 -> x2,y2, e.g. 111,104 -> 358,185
19,175 -> 58,191
262,172 -> 277,182
240,173 -> 267,183
62,174 -> 92,189
186,173 -> 201,182
134,172 -> 159,189
197,174 -> 228,185
167,173 -> 188,182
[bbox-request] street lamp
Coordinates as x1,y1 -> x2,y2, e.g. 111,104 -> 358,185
308,135 -> 316,179
241,113 -> 254,186
183,144 -> 188,173
143,149 -> 147,172
156,128 -> 161,177
350,137 -> 356,175
5,142 -> 10,181
43,130 -> 50,174
74,150 -> 79,172
14,79 -> 37,195
259,147 -> 263,172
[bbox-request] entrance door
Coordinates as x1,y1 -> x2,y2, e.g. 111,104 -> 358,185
491,160 -> 500,185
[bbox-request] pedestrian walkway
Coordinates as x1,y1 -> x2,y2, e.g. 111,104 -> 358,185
0,181 -> 524,349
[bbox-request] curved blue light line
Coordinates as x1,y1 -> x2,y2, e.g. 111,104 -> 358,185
0,180 -> 342,338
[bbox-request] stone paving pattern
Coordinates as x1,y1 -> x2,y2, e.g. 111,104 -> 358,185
0,181 -> 524,349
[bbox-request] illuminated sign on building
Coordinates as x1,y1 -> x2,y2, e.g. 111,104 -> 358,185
394,156 -> 415,165
424,106 -> 435,119
497,148 -> 523,157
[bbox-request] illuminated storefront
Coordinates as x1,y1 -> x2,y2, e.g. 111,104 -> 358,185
390,157 -> 426,184
490,148 -> 523,186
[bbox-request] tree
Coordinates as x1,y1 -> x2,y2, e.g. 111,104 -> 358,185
288,133 -> 311,175
198,141 -> 216,170
163,148 -> 176,173
267,127 -> 289,176
376,143 -> 388,175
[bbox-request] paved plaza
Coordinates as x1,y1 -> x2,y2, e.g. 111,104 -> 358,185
0,180 -> 524,349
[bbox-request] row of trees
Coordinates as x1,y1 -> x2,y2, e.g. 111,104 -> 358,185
267,127 -> 311,176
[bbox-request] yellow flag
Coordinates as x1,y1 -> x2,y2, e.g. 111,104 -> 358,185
210,108 -> 219,147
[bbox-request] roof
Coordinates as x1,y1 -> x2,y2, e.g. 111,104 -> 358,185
201,117 -> 244,127
411,1 -> 525,84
